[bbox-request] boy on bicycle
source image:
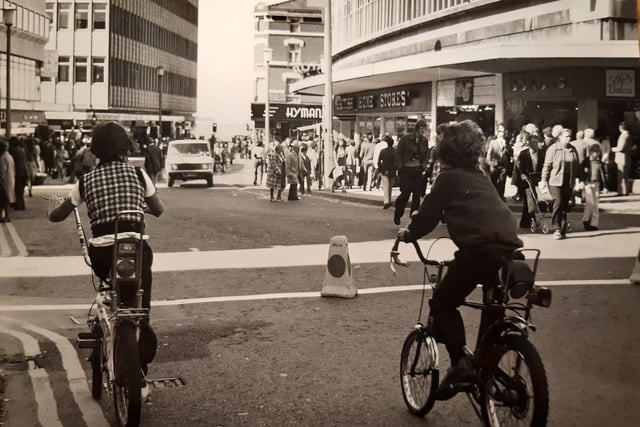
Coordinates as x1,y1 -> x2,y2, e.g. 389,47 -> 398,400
48,121 -> 165,399
398,120 -> 523,399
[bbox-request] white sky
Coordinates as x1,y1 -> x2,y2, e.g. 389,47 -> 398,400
195,1 -> 258,140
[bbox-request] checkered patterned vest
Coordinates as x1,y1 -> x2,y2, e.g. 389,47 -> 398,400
80,161 -> 145,233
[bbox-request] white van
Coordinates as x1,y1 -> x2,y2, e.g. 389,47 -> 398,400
165,139 -> 214,187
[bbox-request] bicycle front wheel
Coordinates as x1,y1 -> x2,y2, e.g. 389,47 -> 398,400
90,321 -> 103,399
481,335 -> 549,427
113,322 -> 142,427
400,329 -> 439,416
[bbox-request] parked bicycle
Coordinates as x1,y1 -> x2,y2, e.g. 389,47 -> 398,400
72,206 -> 148,427
390,236 -> 551,426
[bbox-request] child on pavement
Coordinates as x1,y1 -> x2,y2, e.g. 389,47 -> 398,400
398,120 -> 523,399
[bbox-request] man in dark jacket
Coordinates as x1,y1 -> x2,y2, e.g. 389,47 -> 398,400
393,119 -> 430,225
377,135 -> 396,209
8,137 -> 28,210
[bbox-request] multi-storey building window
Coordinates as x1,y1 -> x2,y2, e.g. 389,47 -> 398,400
75,57 -> 88,82
93,3 -> 106,30
46,2 -> 54,22
58,3 -> 71,30
75,3 -> 89,29
92,57 -> 105,83
285,77 -> 298,101
288,44 -> 301,64
58,56 -> 70,82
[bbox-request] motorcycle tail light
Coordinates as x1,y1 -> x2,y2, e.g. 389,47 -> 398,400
116,259 -> 136,278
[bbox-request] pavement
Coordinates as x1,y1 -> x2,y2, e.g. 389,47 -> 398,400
2,158 -> 639,279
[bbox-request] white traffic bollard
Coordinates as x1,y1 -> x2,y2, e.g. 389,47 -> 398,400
321,235 -> 357,298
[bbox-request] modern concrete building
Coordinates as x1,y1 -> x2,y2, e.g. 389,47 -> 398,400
294,0 -> 639,158
252,0 -> 325,142
41,0 -> 198,138
0,0 -> 49,136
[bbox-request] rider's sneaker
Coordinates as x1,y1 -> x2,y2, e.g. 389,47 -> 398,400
434,357 -> 475,401
141,381 -> 151,402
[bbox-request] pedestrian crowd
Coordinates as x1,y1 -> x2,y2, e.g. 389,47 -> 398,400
265,117 -> 634,240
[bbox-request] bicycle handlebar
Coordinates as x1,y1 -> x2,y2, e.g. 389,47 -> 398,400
390,235 -> 453,275
73,208 -> 92,267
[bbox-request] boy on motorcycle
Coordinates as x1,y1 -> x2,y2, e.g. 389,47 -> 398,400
48,121 -> 165,399
398,120 -> 523,399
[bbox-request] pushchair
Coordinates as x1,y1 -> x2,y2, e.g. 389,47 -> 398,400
523,174 -> 572,234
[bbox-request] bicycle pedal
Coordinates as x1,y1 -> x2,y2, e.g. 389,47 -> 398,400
77,332 -> 100,348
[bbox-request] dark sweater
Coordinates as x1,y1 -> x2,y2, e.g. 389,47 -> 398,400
408,167 -> 523,254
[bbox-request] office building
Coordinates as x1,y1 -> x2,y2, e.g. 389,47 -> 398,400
41,0 -> 198,138
252,0 -> 324,142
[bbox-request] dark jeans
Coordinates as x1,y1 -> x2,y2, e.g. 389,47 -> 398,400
88,241 -> 153,311
288,183 -> 298,200
89,241 -> 155,371
517,183 -> 533,227
549,179 -> 572,234
14,176 -> 27,210
490,167 -> 507,199
430,250 -> 506,364
394,168 -> 423,220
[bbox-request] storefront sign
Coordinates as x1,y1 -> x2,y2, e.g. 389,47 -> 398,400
334,83 -> 429,115
292,63 -> 323,77
251,103 -> 323,122
606,69 -> 635,97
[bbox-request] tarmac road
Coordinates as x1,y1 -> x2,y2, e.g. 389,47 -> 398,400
1,159 -> 639,426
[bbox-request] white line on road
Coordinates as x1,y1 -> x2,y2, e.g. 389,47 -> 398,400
0,279 -> 630,312
0,325 -> 62,427
0,315 -> 110,427
0,224 -> 11,256
5,221 -> 28,256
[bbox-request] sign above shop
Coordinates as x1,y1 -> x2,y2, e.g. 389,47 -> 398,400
455,79 -> 474,105
251,103 -> 323,122
606,69 -> 635,98
334,83 -> 431,116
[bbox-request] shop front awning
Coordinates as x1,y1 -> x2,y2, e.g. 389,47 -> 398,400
292,41 -> 640,96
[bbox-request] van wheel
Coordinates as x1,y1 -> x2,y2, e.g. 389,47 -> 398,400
206,176 -> 213,187
168,177 -> 174,187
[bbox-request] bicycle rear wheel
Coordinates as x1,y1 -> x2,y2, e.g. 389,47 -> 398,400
481,335 -> 549,426
113,322 -> 142,427
400,329 -> 439,416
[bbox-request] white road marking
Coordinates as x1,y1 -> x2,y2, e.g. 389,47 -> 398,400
0,279 -> 630,312
5,221 -> 28,256
0,325 -> 62,427
3,229 -> 639,278
0,315 -> 110,427
0,224 -> 11,256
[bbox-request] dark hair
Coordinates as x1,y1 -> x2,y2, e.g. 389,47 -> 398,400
434,120 -> 485,169
383,135 -> 394,146
91,122 -> 132,160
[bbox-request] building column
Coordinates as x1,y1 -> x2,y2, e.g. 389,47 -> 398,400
430,80 -> 438,146
577,98 -> 598,131
494,73 -> 504,132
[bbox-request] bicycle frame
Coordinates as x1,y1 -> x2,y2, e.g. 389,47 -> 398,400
75,209 -> 148,396
391,237 -> 550,364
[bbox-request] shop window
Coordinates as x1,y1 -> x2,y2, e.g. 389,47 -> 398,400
58,3 -> 71,30
75,57 -> 88,82
58,56 -> 70,82
93,3 -> 106,30
92,57 -> 105,83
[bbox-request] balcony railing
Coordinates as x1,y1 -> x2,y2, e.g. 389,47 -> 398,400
333,0 -> 491,54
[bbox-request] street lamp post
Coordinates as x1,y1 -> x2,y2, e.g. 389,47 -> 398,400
2,7 -> 16,138
157,66 -> 164,139
263,48 -> 273,154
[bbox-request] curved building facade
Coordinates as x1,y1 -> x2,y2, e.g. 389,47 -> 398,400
294,0 -> 639,159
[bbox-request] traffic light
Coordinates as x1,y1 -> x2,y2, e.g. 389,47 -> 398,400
212,123 -> 217,133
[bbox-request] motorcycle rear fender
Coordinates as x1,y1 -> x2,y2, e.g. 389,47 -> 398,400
475,316 -> 533,368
